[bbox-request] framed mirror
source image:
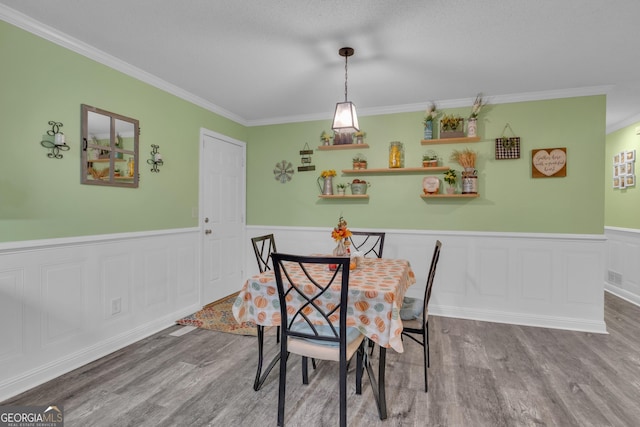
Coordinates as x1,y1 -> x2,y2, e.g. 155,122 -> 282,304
81,104 -> 139,188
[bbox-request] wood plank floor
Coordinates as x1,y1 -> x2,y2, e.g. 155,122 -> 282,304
4,292 -> 640,426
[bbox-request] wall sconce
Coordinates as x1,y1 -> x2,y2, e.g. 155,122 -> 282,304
147,144 -> 163,172
40,121 -> 70,159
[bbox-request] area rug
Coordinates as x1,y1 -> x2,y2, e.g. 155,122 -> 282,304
176,292 -> 257,336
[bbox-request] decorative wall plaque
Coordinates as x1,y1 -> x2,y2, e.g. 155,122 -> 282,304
532,148 -> 567,178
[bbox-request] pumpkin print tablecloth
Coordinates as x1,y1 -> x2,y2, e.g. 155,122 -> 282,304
232,257 -> 416,353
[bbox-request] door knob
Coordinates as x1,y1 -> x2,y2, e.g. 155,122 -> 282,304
205,229 -> 212,235
205,217 -> 209,223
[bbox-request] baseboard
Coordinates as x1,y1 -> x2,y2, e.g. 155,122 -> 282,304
431,304 -> 608,334
0,304 -> 199,402
605,285 -> 640,308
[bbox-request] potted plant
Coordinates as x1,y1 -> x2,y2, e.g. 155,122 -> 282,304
423,103 -> 438,140
353,154 -> 367,170
354,130 -> 366,144
450,148 -> 478,194
114,167 -> 121,177
337,183 -> 347,195
422,151 -> 439,167
320,131 -> 332,146
468,93 -> 485,137
443,168 -> 457,193
440,114 -> 465,138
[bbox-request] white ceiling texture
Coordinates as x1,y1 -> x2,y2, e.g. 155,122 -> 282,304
2,0 -> 640,133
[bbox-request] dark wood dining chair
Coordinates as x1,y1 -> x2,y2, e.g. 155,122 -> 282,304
251,234 -> 277,274
348,231 -> 386,258
272,253 -> 366,427
250,234 -> 281,390
400,240 -> 442,392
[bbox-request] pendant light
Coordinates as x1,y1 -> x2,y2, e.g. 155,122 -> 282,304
331,47 -> 359,133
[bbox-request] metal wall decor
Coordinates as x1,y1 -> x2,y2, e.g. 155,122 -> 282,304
495,123 -> 520,160
147,144 -> 163,172
298,143 -> 315,172
40,121 -> 70,159
274,160 -> 294,183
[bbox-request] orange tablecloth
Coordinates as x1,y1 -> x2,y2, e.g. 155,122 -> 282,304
232,257 -> 416,353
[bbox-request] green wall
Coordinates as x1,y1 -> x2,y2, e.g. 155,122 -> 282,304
605,121 -> 640,229
0,20 -> 246,242
1,20 -> 607,243
247,96 -> 606,234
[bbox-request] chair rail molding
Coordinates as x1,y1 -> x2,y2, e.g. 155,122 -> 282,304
246,225 -> 607,334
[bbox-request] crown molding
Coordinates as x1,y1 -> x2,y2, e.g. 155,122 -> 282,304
0,5 -> 247,126
1,5 -> 613,131
247,86 -> 612,127
607,111 -> 640,134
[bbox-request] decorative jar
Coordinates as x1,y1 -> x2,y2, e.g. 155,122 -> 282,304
388,141 -> 404,168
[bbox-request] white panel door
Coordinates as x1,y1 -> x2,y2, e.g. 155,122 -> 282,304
201,131 -> 246,304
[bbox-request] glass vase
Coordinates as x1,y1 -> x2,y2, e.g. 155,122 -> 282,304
333,239 -> 347,256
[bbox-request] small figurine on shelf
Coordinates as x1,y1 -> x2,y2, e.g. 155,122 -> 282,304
354,130 -> 366,144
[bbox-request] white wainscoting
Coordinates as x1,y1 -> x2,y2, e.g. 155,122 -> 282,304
0,229 -> 200,401
246,226 -> 607,335
605,226 -> 640,307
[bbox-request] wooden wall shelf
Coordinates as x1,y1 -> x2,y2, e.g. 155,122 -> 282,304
318,194 -> 369,199
342,166 -> 448,174
317,144 -> 369,151
421,136 -> 481,145
420,194 -> 479,199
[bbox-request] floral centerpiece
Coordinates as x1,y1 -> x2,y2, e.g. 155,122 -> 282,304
422,103 -> 438,140
331,215 -> 352,256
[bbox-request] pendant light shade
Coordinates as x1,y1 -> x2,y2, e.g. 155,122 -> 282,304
332,101 -> 359,132
332,47 -> 359,133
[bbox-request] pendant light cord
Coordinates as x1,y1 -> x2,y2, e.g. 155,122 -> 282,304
344,54 -> 349,102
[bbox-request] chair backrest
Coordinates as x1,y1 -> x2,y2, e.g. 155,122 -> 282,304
422,240 -> 442,320
348,231 -> 386,258
272,253 -> 351,347
251,234 -> 277,273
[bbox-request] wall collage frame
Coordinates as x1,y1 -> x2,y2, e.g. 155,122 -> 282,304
613,149 -> 636,189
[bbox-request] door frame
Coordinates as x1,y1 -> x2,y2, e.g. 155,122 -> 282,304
198,127 -> 247,306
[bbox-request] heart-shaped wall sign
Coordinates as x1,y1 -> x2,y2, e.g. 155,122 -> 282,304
532,148 -> 567,177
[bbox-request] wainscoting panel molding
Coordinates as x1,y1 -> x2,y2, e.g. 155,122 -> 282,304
605,226 -> 640,307
246,226 -> 607,335
0,229 -> 200,402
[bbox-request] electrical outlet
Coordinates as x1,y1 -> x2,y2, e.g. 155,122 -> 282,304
111,298 -> 122,315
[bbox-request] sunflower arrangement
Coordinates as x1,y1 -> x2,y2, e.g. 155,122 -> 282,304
321,169 -> 337,178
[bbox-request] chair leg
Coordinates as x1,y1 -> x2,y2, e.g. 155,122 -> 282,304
356,342 -> 364,395
339,352 -> 347,427
422,326 -> 428,393
301,356 -> 309,385
276,326 -> 281,343
277,339 -> 288,426
426,322 -> 430,368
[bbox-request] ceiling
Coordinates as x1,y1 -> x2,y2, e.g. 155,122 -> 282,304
2,0 -> 640,133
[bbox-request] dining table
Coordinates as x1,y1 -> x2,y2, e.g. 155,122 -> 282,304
232,256 -> 416,419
